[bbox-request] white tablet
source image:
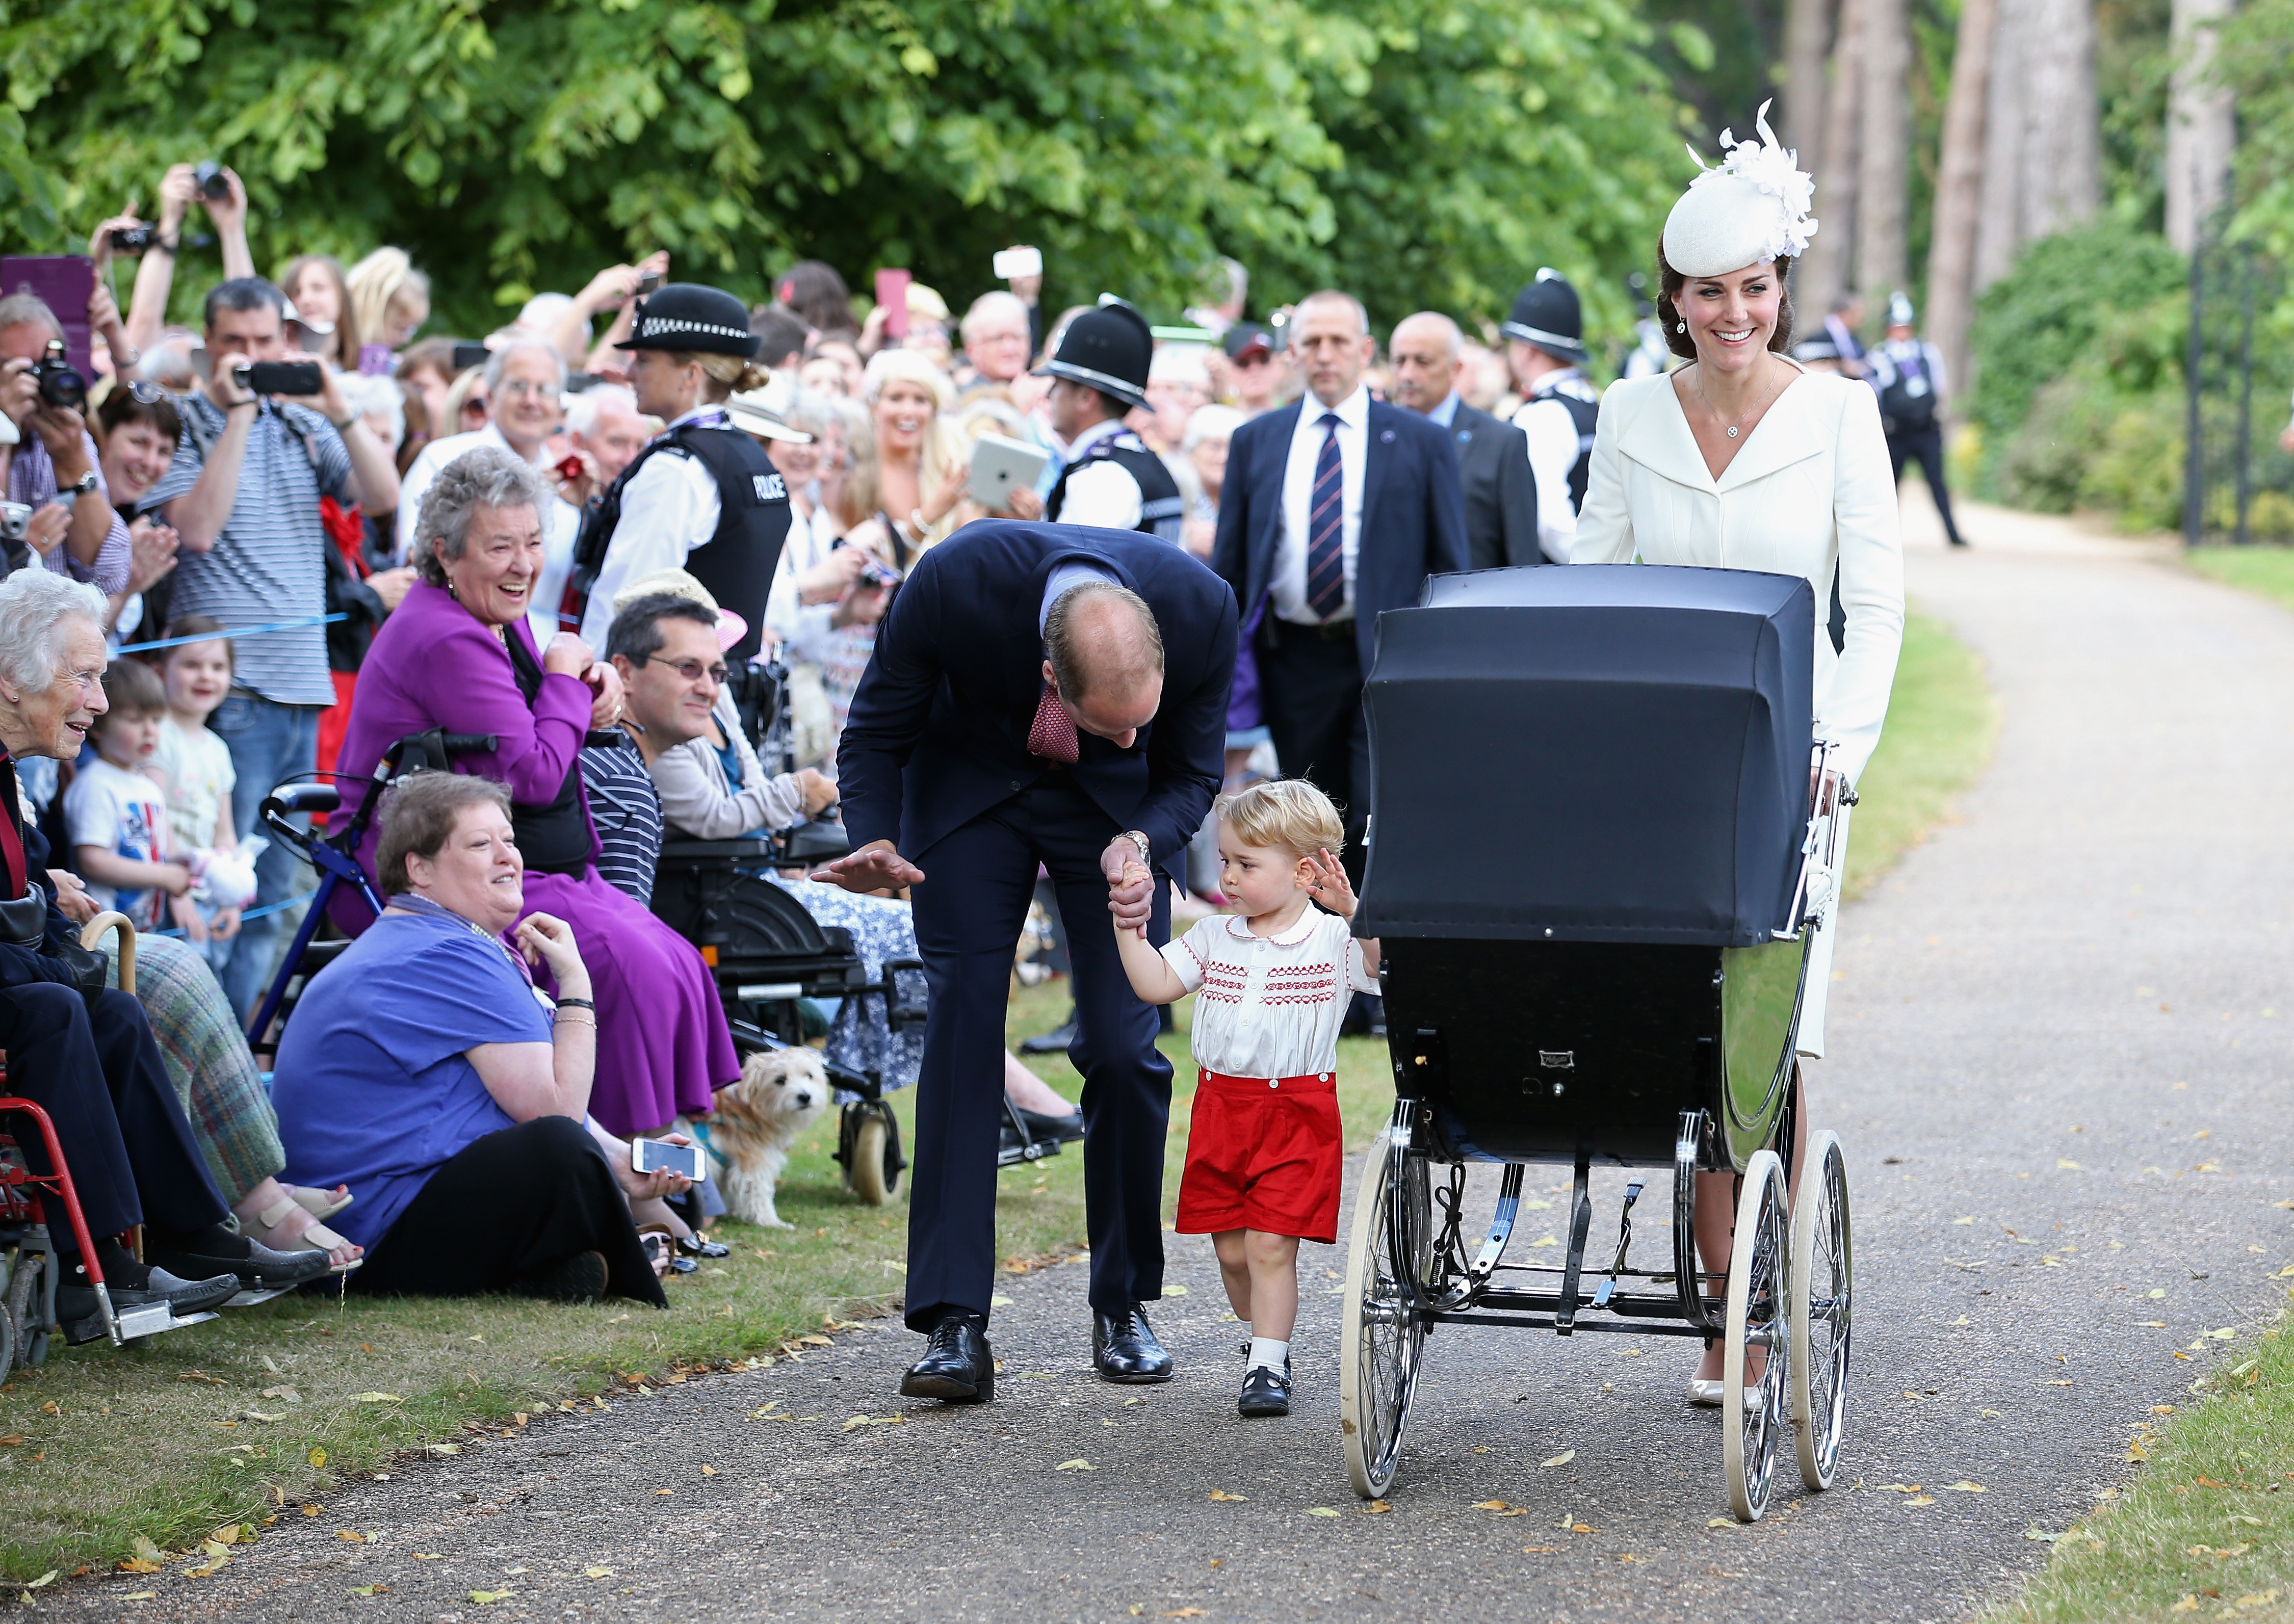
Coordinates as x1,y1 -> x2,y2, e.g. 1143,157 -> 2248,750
969,432 -> 1052,510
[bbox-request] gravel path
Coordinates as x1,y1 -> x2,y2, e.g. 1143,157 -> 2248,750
62,501 -> 2294,1622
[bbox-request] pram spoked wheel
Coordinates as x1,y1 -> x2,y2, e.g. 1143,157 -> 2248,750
1723,1149 -> 1792,1522
1340,1123 -> 1431,1500
839,1102 -> 905,1207
1790,1130 -> 1853,1490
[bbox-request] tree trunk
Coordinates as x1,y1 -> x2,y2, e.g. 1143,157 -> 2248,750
1973,0 -> 2100,290
1856,0 -> 1913,314
1925,0 -> 1998,408
2164,0 -> 2236,253
1783,0 -> 1836,165
1801,0 -> 1867,317
2017,0 -> 2102,241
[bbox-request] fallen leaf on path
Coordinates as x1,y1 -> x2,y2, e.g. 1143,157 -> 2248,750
1365,1501 -> 1392,1514
1876,1484 -> 1923,1493
118,1560 -> 161,1575
308,1448 -> 326,1468
1056,1459 -> 1095,1471
1162,1285 -> 1188,1296
1905,1496 -> 1936,1508
427,1443 -> 460,1455
586,1567 -> 614,1578
1948,1482 -> 1987,1492
988,1295 -> 1014,1306
335,1531 -> 368,1544
1305,1507 -> 1342,1517
1708,1517 -> 1736,1528
411,1554 -> 443,1561
123,1594 -> 157,1602
1208,1490 -> 1247,1501
2058,1160 -> 2082,1170
347,1585 -> 389,1596
470,1590 -> 514,1605
1541,1451 -> 1575,1468
1952,1216 -> 1975,1225
349,1393 -> 402,1404
1165,1610 -> 1207,1617
1474,1500 -> 1511,1511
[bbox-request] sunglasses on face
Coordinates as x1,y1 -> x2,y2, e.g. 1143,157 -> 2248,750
1232,351 -> 1272,369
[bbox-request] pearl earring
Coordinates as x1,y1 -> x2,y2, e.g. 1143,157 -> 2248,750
1677,321 -> 1687,333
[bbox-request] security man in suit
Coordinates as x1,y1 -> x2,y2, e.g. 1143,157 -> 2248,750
1036,301 -> 1186,543
1211,289 -> 1470,879
1388,310 -> 1541,570
565,283 -> 792,659
819,521 -> 1237,1403
1503,269 -> 1601,563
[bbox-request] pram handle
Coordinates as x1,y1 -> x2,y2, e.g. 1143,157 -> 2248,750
1774,738 -> 1849,941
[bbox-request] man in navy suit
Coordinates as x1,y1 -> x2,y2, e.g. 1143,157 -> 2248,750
1211,290 -> 1470,877
818,520 -> 1237,1402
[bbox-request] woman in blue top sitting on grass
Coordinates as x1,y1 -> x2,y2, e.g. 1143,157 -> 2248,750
272,771 -> 690,1305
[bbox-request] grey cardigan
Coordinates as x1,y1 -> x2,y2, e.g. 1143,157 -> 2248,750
649,701 -> 809,840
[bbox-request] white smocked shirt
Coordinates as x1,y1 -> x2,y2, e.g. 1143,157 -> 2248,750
1162,909 -> 1377,1081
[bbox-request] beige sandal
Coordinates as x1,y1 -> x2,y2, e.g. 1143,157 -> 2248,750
249,1197 -> 363,1273
287,1185 -> 354,1222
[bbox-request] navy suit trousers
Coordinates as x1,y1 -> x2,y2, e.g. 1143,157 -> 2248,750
905,774 -> 1172,1330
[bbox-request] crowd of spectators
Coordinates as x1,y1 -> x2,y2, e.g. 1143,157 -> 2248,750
0,175 -> 1589,1346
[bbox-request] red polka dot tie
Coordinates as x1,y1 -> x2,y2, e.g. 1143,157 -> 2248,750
1028,683 -> 1079,764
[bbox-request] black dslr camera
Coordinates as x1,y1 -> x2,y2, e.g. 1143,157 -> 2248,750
32,339 -> 86,412
109,225 -> 160,254
193,161 -> 231,201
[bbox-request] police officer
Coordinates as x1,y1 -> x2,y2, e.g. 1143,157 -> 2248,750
1034,300 -> 1184,542
566,283 -> 794,656
1868,291 -> 1969,548
1503,270 -> 1600,563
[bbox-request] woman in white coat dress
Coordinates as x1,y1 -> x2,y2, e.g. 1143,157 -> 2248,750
1571,104 -> 1905,1406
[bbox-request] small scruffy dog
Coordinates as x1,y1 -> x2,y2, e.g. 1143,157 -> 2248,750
707,1047 -> 831,1229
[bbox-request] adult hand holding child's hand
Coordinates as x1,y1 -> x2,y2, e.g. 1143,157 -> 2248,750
1103,840 -> 1155,935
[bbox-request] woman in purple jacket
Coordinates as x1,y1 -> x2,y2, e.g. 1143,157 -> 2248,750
336,448 -> 738,1137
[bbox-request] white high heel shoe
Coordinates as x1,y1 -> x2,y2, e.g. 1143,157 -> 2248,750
1685,1378 -> 1726,1407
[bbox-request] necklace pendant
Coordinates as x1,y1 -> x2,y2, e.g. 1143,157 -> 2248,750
1726,426 -> 1739,438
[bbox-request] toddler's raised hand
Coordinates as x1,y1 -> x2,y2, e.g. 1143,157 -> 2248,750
1304,848 -> 1357,919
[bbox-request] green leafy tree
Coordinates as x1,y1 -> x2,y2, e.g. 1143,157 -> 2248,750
2,0 -> 1688,345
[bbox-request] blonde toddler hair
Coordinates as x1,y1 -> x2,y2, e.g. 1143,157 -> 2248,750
1216,778 -> 1345,862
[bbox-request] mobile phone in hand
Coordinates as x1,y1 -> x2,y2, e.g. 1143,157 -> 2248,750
874,268 -> 911,340
632,1138 -> 706,1182
236,360 -> 324,397
992,246 -> 1042,281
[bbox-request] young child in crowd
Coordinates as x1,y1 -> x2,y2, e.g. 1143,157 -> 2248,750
147,616 -> 248,963
1112,778 -> 1380,1419
65,659 -> 191,933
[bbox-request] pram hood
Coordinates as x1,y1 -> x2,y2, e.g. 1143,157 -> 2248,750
1355,563 -> 1815,947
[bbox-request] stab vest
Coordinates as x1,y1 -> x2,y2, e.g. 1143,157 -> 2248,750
1532,380 -> 1601,512
1046,430 -> 1185,544
1876,348 -> 1939,438
562,416 -> 792,660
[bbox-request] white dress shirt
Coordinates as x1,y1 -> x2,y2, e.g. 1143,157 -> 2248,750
580,406 -> 724,648
395,423 -> 582,647
1511,370 -> 1598,563
1162,909 -> 1378,1080
1272,384 -> 1370,623
1054,416 -> 1144,531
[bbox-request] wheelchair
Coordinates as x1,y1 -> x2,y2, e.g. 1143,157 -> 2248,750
1340,564 -> 1856,1522
2,915 -> 221,1370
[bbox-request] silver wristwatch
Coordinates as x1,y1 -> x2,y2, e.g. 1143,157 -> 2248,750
1120,830 -> 1151,865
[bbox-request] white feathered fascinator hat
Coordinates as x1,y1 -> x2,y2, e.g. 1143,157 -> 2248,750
1662,100 -> 1818,278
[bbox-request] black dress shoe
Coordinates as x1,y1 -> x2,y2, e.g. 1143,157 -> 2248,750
1019,1016 -> 1078,1056
1238,1361 -> 1292,1418
901,1313 -> 994,1403
1093,1305 -> 1174,1383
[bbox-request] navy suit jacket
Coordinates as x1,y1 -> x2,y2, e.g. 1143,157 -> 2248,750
839,521 -> 1237,884
1210,396 -> 1471,670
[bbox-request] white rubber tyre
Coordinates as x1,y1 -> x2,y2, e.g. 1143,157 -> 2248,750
1790,1129 -> 1852,1490
848,1114 -> 897,1207
1723,1148 -> 1791,1523
1340,1129 -> 1428,1500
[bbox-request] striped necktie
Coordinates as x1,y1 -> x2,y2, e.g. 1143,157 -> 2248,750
1305,412 -> 1346,621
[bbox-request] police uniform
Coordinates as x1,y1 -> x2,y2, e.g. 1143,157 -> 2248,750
1503,271 -> 1600,563
1036,302 -> 1184,543
566,283 -> 793,658
1867,293 -> 1967,548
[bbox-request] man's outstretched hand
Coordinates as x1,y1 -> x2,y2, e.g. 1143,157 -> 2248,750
1104,839 -> 1155,935
811,838 -> 925,894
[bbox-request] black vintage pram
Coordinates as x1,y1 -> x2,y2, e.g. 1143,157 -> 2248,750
1341,563 -> 1855,1522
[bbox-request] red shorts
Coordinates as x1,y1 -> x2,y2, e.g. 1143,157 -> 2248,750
1175,1068 -> 1343,1245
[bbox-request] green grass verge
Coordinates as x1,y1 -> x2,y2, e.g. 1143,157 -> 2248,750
1988,1309 -> 2294,1623
1844,606 -> 2000,902
2185,544 -> 2294,617
0,607 -> 1991,1584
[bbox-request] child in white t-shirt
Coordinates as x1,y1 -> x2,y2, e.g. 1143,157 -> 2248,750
147,617 -> 246,963
1113,778 -> 1380,1420
66,659 -> 190,933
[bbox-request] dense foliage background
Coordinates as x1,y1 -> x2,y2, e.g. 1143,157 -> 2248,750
0,0 -> 1702,340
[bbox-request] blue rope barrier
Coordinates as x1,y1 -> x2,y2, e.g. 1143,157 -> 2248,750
115,613 -> 347,656
148,887 -> 320,940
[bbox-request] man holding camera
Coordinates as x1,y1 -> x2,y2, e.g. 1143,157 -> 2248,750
0,294 -> 130,593
148,276 -> 401,1018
